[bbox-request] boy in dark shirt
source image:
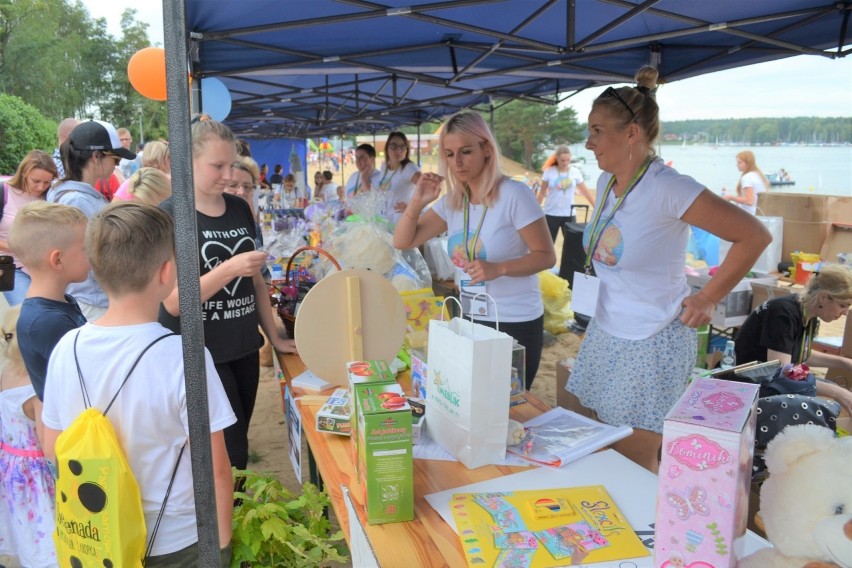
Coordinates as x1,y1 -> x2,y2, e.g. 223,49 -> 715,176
9,201 -> 89,402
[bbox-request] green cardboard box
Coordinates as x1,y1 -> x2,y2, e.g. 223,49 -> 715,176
356,383 -> 414,524
348,360 -> 397,472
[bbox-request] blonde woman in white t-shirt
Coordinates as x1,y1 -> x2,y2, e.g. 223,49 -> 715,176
538,145 -> 595,241
393,111 -> 556,389
721,150 -> 769,215
567,67 -> 771,472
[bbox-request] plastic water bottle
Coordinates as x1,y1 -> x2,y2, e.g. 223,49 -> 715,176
720,340 -> 736,370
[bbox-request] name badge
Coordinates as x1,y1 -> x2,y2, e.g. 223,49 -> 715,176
571,272 -> 600,317
460,279 -> 489,317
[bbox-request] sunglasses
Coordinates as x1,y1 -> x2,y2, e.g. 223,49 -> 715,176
191,113 -> 212,125
600,86 -> 636,121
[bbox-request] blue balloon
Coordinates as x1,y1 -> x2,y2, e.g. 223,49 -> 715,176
200,77 -> 232,122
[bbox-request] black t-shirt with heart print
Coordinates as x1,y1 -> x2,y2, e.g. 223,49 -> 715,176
159,193 -> 263,363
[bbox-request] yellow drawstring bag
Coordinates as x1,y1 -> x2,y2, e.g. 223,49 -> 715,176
53,332 -> 178,568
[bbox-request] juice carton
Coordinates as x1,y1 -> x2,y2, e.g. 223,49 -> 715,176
315,389 -> 351,436
510,341 -> 527,406
654,377 -> 759,568
356,383 -> 413,524
410,348 -> 427,399
348,361 -> 397,471
347,359 -> 396,388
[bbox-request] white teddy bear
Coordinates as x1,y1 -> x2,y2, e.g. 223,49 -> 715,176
738,424 -> 852,568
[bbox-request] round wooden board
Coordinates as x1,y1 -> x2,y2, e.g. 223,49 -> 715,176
295,268 -> 406,386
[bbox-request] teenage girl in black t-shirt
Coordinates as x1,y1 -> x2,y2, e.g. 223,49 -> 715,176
159,115 -> 296,469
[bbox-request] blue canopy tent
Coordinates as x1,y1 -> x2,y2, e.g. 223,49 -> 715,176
183,0 -> 851,137
162,1 -> 850,563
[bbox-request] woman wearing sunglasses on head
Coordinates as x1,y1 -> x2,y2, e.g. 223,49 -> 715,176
565,67 -> 771,472
47,119 -> 136,320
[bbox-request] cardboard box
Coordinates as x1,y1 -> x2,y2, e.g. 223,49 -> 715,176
757,193 -> 852,261
348,361 -> 398,473
347,360 -> 396,389
821,222 -> 852,263
356,383 -> 414,524
749,281 -> 794,311
410,348 -> 427,399
316,389 -> 351,436
686,269 -> 777,328
510,340 -> 526,406
825,308 -> 852,388
655,378 -> 760,568
555,358 -> 596,418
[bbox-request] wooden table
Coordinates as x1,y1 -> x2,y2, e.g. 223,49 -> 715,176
278,353 -> 551,567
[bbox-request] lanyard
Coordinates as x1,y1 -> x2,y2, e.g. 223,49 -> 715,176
583,158 -> 652,272
462,194 -> 488,262
379,166 -> 398,190
797,309 -> 819,364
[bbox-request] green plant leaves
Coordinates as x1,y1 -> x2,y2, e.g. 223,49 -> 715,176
230,468 -> 349,567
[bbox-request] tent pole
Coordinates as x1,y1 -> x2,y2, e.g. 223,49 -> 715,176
162,0 -> 222,565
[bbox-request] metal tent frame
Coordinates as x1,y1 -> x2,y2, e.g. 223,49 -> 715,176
183,0 -> 850,137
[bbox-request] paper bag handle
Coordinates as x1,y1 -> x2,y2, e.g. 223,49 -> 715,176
439,294 -> 501,332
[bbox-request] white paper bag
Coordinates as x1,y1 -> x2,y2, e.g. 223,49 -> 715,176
719,216 -> 783,275
426,317 -> 513,469
753,215 -> 783,274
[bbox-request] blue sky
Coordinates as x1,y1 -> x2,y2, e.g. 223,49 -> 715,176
88,1 -> 852,121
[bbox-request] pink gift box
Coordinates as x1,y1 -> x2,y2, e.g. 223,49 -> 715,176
654,377 -> 759,568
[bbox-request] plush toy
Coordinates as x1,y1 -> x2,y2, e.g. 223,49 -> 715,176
738,424 -> 852,568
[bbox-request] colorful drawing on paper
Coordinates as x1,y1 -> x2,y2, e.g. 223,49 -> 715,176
450,486 -> 649,567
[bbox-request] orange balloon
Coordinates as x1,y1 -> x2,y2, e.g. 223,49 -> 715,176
128,47 -> 167,101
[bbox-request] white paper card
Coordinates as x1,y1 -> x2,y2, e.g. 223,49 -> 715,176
292,369 -> 333,391
571,271 -> 600,317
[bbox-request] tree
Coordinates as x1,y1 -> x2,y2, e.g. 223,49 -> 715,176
0,93 -> 55,174
100,9 -> 168,143
492,99 -> 584,170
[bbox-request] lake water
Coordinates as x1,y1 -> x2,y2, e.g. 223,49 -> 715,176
570,144 -> 852,197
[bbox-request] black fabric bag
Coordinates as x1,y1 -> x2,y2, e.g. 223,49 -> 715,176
751,393 -> 840,482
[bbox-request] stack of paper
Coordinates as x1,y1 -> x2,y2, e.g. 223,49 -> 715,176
292,369 -> 332,391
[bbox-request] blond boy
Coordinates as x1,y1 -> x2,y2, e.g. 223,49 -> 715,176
41,202 -> 236,564
10,201 -> 89,403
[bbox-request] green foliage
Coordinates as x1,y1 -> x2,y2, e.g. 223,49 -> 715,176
492,99 -> 584,170
231,469 -> 349,568
0,93 -> 55,174
661,117 -> 852,145
0,2 -> 168,142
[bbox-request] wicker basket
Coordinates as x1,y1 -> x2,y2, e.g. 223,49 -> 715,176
273,246 -> 341,339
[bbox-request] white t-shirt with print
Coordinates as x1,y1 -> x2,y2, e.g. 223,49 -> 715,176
321,182 -> 340,202
42,322 -> 237,557
378,161 -> 420,224
432,178 -> 544,322
582,159 -> 704,340
542,165 -> 584,216
737,171 -> 767,215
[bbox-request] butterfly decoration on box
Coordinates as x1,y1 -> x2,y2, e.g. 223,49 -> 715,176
666,486 -> 710,521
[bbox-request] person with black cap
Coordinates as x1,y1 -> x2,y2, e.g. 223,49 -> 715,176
46,119 -> 135,321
